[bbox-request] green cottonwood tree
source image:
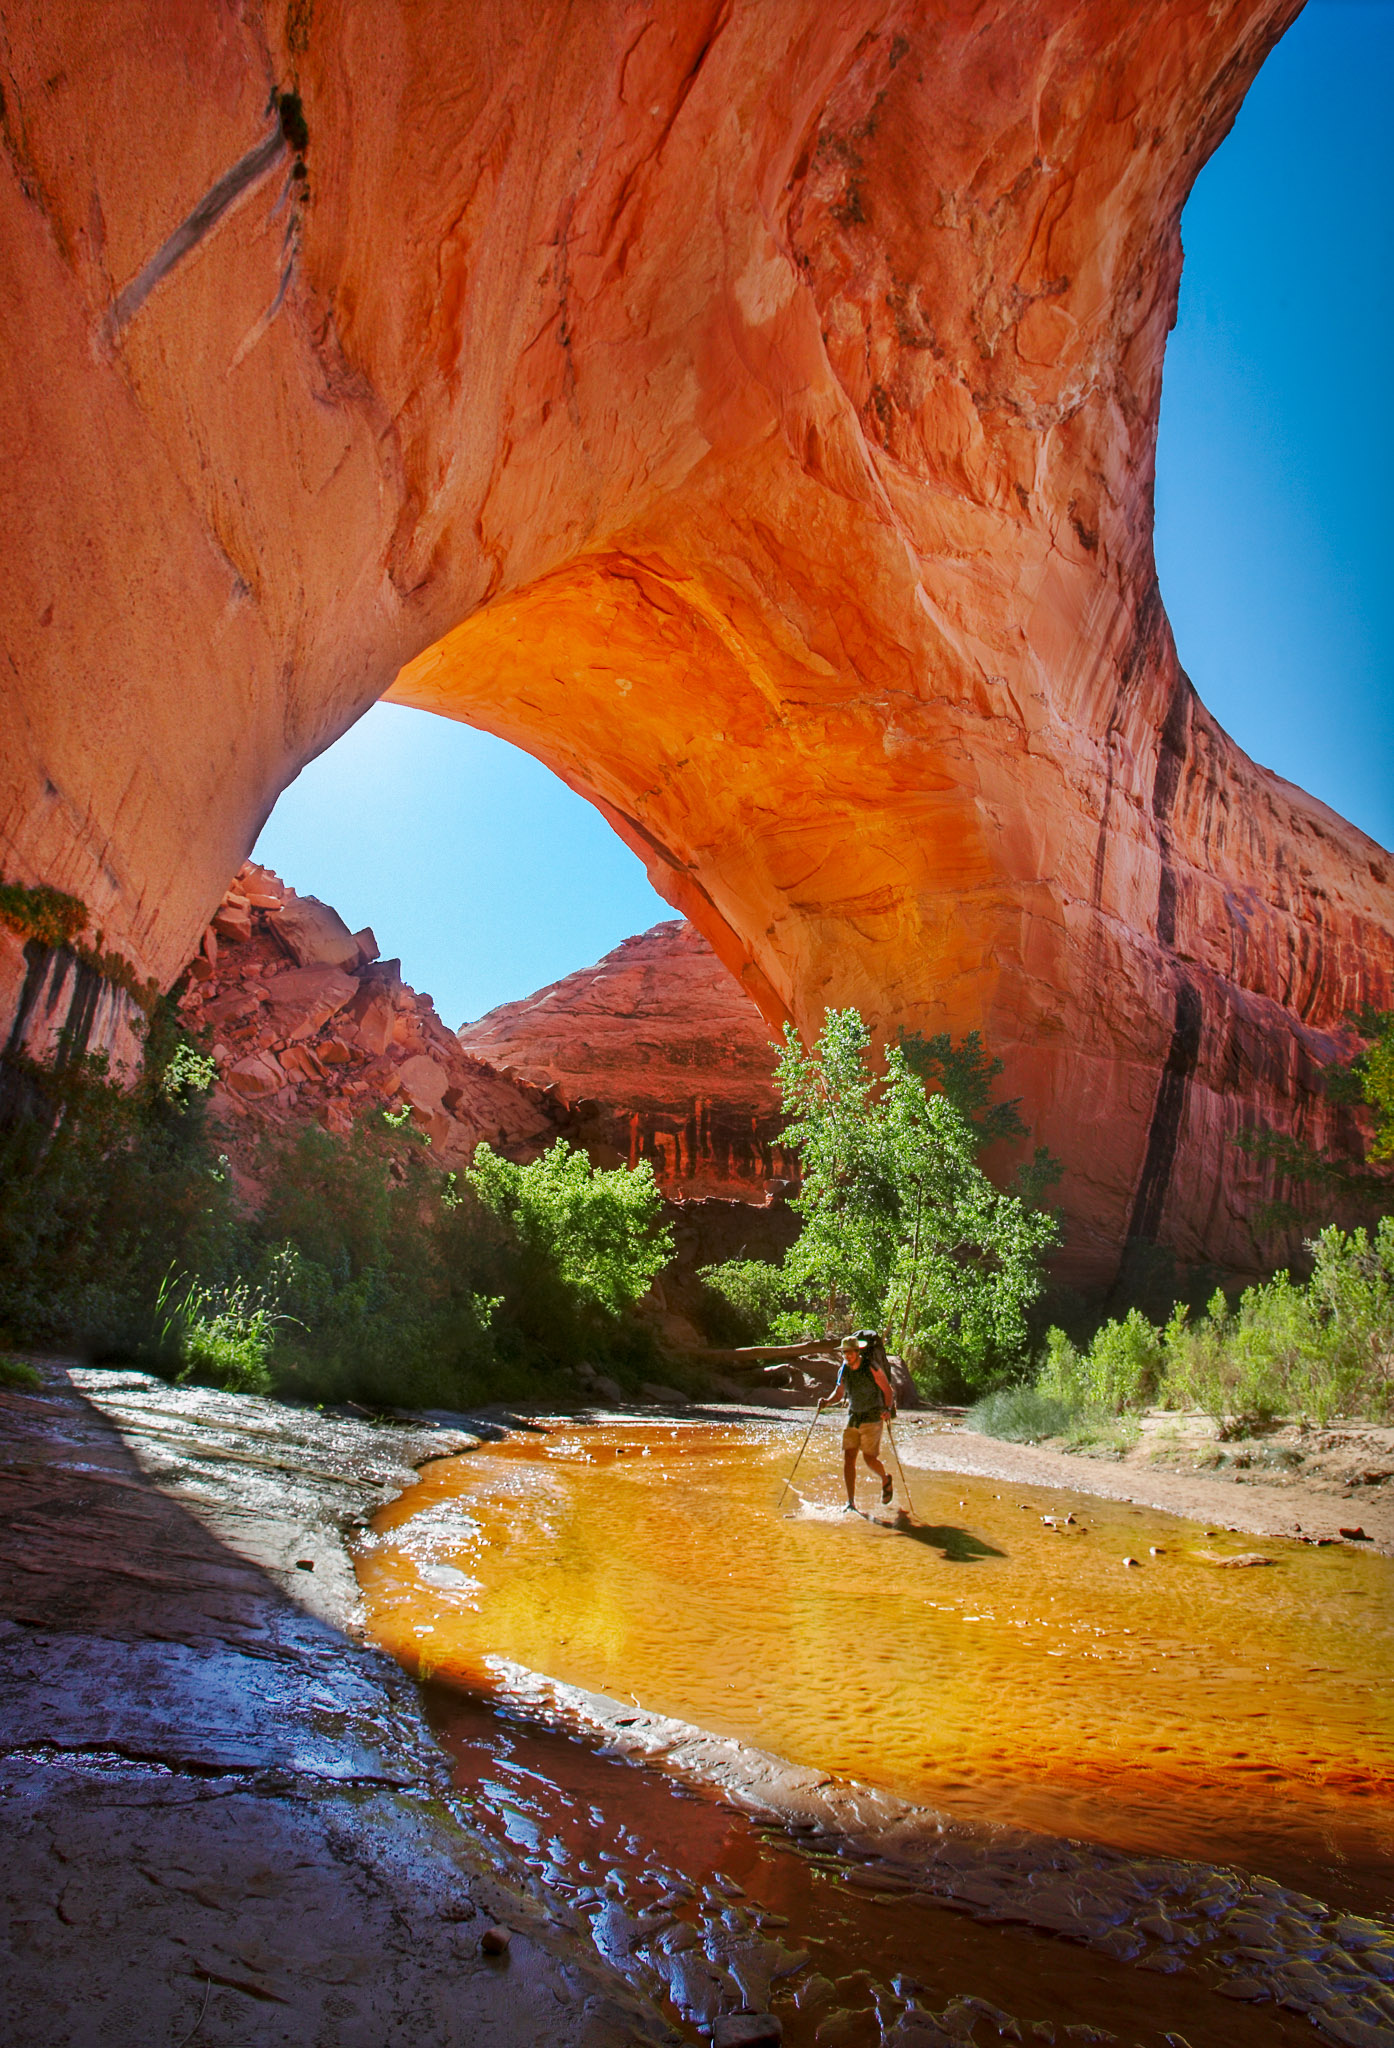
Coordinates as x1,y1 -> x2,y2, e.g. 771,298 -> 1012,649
771,1009 -> 1059,1394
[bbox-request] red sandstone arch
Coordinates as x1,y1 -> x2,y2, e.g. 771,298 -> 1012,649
1,0 -> 1390,1283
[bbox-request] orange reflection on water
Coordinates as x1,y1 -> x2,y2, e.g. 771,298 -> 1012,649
356,1422 -> 1394,1905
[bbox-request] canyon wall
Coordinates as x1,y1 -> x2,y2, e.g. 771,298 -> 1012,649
2,1 -> 1391,1284
459,920 -> 795,1200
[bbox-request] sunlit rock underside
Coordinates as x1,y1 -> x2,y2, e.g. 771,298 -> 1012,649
2,1 -> 1391,1281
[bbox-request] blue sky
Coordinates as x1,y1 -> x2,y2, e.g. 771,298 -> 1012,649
256,1 -> 1392,1029
1153,0 -> 1392,852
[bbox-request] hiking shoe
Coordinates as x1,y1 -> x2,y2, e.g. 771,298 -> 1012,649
881,1474 -> 894,1505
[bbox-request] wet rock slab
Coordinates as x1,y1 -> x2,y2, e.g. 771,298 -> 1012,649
0,1364 -> 676,2045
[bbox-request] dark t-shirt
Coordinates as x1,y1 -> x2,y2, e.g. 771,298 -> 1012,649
837,1358 -> 885,1424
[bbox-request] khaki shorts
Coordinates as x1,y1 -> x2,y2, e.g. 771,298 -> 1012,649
842,1420 -> 884,1458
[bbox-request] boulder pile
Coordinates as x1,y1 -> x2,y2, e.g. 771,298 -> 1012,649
176,864 -> 559,1173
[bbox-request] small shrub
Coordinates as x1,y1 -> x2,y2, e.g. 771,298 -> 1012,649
1036,1326 -> 1087,1405
697,1258 -> 796,1345
1038,1310 -> 1162,1413
0,1356 -> 41,1390
468,1141 -> 672,1317
1085,1309 -> 1165,1411
967,1385 -> 1077,1443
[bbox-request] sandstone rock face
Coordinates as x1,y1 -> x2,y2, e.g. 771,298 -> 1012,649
1,3 -> 1391,1283
181,866 -> 557,1175
460,920 -> 796,1199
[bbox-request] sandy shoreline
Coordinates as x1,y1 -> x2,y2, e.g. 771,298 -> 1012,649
684,1402 -> 1394,1555
888,1413 -> 1394,1554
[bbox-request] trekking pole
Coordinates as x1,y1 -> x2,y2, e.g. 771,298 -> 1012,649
884,1415 -> 918,1522
774,1406 -> 822,1513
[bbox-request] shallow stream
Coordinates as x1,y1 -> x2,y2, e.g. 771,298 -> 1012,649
356,1419 -> 1394,2045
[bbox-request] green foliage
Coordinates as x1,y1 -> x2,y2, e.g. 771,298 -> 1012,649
1328,1007 -> 1394,1162
967,1384 -> 1076,1443
0,1356 -> 42,1390
0,876 -> 158,1011
156,1265 -> 285,1396
1039,1220 -> 1394,1429
0,878 -> 88,950
0,1014 -> 238,1359
245,1117 -> 498,1410
1038,1309 -> 1164,1414
467,1141 -> 672,1318
160,1039 -> 218,1102
1238,1007 -> 1394,1232
696,1258 -> 793,1345
737,1009 -> 1058,1395
0,1033 -> 673,1411
898,1029 -> 1028,1149
773,1010 -> 903,1335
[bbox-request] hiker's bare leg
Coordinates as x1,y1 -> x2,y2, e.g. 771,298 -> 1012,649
843,1444 -> 859,1506
865,1446 -> 892,1505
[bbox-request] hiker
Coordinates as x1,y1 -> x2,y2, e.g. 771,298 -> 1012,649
818,1331 -> 896,1511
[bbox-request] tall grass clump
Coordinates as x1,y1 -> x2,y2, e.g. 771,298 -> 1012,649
155,1269 -> 283,1397
966,1385 -> 1076,1442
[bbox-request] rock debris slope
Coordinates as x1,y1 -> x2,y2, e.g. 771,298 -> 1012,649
1,3 -> 1391,1282
459,920 -> 795,1199
179,863 -> 558,1173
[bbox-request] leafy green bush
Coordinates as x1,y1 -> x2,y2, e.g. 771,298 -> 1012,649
1038,1309 -> 1163,1413
0,1035 -> 675,1413
1035,1220 -> 1394,1430
467,1140 -> 672,1317
696,1258 -> 794,1345
0,1355 -> 42,1390
1159,1220 -> 1394,1426
967,1385 -> 1076,1442
1155,1294 -> 1236,1425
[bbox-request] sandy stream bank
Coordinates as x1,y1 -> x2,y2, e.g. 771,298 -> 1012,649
2,1368 -> 1390,2047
